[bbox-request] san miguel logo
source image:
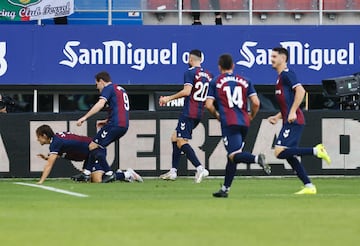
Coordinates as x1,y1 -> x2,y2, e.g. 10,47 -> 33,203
7,0 -> 41,7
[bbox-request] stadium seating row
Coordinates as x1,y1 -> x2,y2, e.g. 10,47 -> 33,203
147,0 -> 360,11
2,0 -> 359,25
70,0 -> 360,11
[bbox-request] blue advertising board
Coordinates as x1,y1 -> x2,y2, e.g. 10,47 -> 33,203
0,25 -> 359,85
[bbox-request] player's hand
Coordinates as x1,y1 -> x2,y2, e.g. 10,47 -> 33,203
76,117 -> 86,126
36,181 -> 43,185
287,112 -> 297,123
159,96 -> 167,106
249,113 -> 256,121
268,115 -> 278,125
215,112 -> 220,122
37,154 -> 48,161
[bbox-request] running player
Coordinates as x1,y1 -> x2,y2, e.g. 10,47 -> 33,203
268,47 -> 331,195
36,125 -> 142,184
159,49 -> 212,183
75,71 -> 130,183
206,54 -> 271,198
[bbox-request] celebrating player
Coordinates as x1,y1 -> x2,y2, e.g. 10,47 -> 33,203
206,54 -> 271,198
75,71 -> 130,183
159,49 -> 212,183
268,47 -> 331,195
36,125 -> 142,184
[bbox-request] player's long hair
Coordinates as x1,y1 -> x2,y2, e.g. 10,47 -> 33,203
36,125 -> 55,139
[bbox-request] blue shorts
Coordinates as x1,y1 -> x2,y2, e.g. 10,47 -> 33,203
83,149 -> 107,172
222,126 -> 248,156
175,115 -> 200,140
276,123 -> 304,148
93,124 -> 128,148
91,162 -> 105,172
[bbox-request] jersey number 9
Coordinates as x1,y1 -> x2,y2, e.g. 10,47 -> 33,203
123,93 -> 130,111
117,86 -> 130,111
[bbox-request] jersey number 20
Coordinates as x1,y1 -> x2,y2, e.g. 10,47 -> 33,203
193,81 -> 209,102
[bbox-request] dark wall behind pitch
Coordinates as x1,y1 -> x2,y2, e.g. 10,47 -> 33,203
0,111 -> 359,178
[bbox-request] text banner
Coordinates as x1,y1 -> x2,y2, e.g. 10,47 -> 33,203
0,111 -> 359,178
0,0 -> 74,21
0,25 -> 359,85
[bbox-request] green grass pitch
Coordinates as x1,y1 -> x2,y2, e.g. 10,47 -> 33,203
1,177 -> 359,246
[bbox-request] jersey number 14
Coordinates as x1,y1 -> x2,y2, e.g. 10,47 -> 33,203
223,86 -> 243,108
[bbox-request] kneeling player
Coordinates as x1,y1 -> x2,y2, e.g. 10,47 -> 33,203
36,125 -> 142,184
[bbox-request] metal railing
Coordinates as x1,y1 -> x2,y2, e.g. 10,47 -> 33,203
68,0 -> 360,25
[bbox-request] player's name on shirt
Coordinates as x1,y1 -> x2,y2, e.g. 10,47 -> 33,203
216,75 -> 249,88
195,71 -> 212,82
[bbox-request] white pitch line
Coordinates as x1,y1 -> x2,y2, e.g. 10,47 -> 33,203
14,182 -> 89,198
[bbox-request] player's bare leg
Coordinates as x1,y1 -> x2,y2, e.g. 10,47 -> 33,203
91,171 -> 104,183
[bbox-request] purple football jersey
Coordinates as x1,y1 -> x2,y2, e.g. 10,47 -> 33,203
207,73 -> 256,128
182,66 -> 212,119
275,69 -> 305,125
49,132 -> 92,161
100,84 -> 129,128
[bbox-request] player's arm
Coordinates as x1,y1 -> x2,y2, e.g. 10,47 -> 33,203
37,154 -> 58,184
205,98 -> 220,121
77,98 -> 107,126
288,85 -> 305,123
248,95 -> 260,121
159,85 -> 192,105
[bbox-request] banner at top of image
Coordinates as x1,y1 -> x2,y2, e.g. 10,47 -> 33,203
0,0 -> 74,21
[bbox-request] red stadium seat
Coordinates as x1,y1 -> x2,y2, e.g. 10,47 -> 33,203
253,0 -> 281,11
349,0 -> 360,9
219,0 -> 247,10
323,0 -> 350,10
183,0 -> 211,11
284,0 -> 317,11
147,0 -> 178,10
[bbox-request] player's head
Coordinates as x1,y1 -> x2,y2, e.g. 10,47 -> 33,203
271,47 -> 288,70
218,54 -> 234,72
36,125 -> 54,145
95,71 -> 112,92
188,49 -> 202,67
